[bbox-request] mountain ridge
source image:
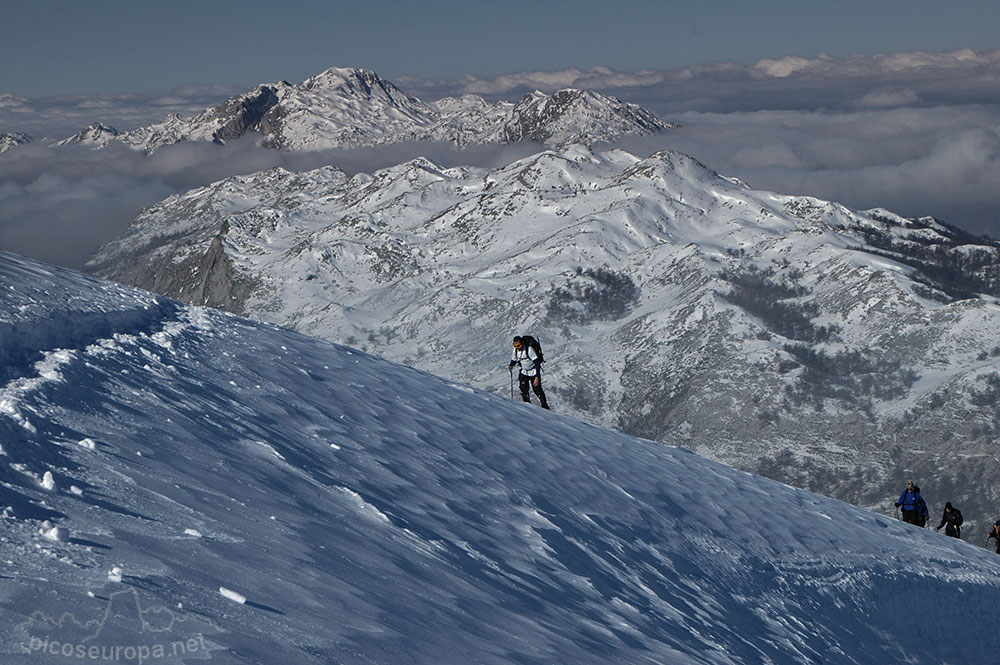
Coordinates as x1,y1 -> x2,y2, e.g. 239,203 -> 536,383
54,67 -> 673,153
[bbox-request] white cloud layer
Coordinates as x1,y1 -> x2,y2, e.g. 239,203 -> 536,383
2,48 -> 1000,268
403,47 -> 1000,112
615,105 -> 1000,236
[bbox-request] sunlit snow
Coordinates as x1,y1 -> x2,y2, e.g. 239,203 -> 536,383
1,250 -> 999,664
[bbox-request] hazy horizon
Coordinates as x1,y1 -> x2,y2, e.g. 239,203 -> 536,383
5,50 -> 1000,268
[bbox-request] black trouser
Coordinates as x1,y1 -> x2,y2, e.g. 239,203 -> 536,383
518,372 -> 549,409
901,509 -> 917,525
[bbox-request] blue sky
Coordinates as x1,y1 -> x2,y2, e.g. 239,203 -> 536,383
5,0 -> 1000,97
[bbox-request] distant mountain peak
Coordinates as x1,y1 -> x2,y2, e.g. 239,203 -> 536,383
302,67 -> 406,99
54,122 -> 120,147
0,131 -> 32,152
57,66 -> 673,153
505,87 -> 675,144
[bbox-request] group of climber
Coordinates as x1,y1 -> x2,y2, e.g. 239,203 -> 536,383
895,479 -> 1000,552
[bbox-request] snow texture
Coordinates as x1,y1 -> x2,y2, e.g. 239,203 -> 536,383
1,249 -> 1000,664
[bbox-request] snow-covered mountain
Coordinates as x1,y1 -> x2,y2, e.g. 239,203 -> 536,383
54,122 -> 120,147
86,144 -> 1000,538
59,67 -> 671,152
0,131 -> 31,152
4,248 -> 1000,664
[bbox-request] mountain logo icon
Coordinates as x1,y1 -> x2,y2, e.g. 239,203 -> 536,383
18,588 -> 218,662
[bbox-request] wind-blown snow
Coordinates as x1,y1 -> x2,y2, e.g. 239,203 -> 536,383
1,249 -> 999,664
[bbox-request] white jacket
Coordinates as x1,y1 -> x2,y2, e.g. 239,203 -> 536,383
510,346 -> 541,377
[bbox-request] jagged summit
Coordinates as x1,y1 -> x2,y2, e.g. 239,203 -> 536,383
301,67 -> 411,101
56,66 -> 672,153
504,88 -> 672,144
0,131 -> 31,152
54,121 -> 120,147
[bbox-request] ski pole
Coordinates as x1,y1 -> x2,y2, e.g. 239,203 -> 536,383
509,367 -> 514,400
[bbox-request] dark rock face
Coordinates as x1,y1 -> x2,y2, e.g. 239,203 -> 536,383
210,86 -> 281,144
90,220 -> 259,315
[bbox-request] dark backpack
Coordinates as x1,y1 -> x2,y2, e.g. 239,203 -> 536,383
954,510 -> 964,526
520,335 -> 544,364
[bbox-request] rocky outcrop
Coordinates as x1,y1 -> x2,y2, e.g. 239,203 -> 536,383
0,131 -> 31,152
209,86 -> 281,144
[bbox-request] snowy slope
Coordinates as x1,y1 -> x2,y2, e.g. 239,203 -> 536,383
55,68 -> 671,152
86,144 -> 1000,538
4,250 -> 1000,664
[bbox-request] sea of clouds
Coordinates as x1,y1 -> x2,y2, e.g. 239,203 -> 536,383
2,48 -> 999,268
407,48 -> 1000,236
